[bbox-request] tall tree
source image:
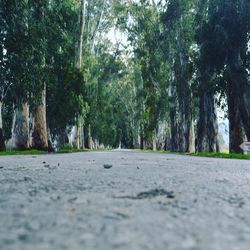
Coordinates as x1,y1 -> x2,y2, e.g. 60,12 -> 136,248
197,0 -> 250,153
31,0 -> 48,150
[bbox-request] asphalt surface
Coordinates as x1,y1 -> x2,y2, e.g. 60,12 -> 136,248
0,150 -> 250,250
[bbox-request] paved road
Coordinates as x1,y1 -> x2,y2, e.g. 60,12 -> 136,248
0,151 -> 250,250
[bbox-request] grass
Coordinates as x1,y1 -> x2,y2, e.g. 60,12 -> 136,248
136,149 -> 250,160
190,152 -> 250,160
0,149 -> 47,156
0,147 -> 249,160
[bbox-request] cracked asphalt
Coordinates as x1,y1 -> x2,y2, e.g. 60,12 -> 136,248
0,150 -> 250,250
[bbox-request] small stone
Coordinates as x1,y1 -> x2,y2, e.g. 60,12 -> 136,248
50,194 -> 61,201
23,177 -> 32,182
18,234 -> 28,241
0,166 -> 4,169
68,197 -> 77,203
137,166 -> 140,169
104,164 -> 112,169
44,164 -> 56,170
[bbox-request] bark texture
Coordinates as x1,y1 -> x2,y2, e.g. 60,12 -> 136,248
72,123 -> 80,149
84,124 -> 93,149
168,70 -> 194,153
72,0 -> 86,149
240,87 -> 250,140
12,102 -> 30,150
227,82 -> 244,153
0,101 -> 6,151
58,128 -> 69,148
226,48 -> 249,152
75,0 -> 86,70
197,92 -> 219,152
32,88 -> 48,151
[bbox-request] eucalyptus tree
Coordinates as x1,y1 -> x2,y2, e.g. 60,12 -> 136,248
45,0 -> 86,147
0,6 -> 9,150
197,0 -> 250,153
30,0 -> 49,151
72,0 -> 86,149
123,0 -> 169,150
88,42 -> 143,148
71,0 -> 112,149
1,0 -> 33,150
195,0 -> 220,153
162,0 -> 196,152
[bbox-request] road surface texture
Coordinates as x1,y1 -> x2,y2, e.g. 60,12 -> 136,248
0,151 -> 250,250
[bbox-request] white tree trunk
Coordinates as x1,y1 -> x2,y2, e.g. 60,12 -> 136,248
0,101 -> 5,151
12,102 -> 30,150
0,101 -> 2,130
72,121 -> 80,149
72,0 -> 86,149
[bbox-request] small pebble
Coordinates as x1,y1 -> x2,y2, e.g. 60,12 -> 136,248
68,197 -> 77,203
23,177 -> 32,182
103,164 -> 112,169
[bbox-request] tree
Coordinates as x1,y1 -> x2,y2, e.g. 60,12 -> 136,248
197,0 -> 250,153
162,0 -> 196,152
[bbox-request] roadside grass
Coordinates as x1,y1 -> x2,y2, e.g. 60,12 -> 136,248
0,149 -> 47,156
57,144 -> 111,153
136,149 -> 250,160
190,152 -> 250,160
0,148 -> 249,160
0,145 -> 112,156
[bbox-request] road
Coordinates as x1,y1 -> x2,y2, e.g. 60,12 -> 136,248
0,151 -> 250,250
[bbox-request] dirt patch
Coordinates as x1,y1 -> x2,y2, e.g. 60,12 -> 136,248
115,189 -> 175,200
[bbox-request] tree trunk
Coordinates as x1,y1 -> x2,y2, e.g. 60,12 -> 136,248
58,128 -> 69,148
72,0 -> 86,149
140,127 -> 144,150
152,129 -> 157,151
197,92 -> 219,152
170,107 -> 178,151
226,48 -> 249,152
84,124 -> 92,149
188,119 -> 195,153
32,87 -> 48,151
227,82 -> 244,153
80,123 -> 85,149
75,0 -> 86,69
47,128 -> 54,152
240,87 -> 250,140
12,102 -> 30,150
72,120 -> 80,149
0,101 -> 6,151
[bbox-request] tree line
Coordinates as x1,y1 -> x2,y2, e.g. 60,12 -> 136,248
0,0 -> 249,153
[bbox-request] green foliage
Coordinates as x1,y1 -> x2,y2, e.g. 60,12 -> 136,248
191,152 -> 250,160
0,150 -> 47,156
